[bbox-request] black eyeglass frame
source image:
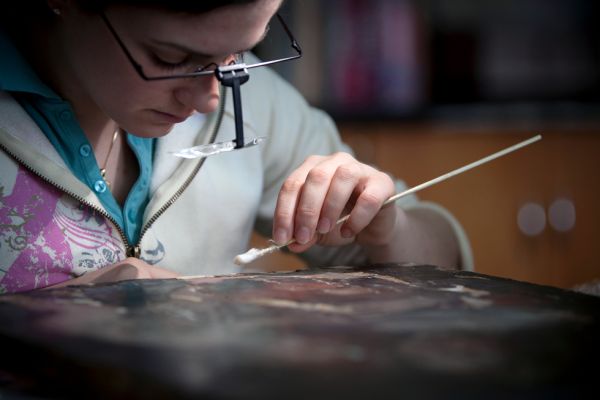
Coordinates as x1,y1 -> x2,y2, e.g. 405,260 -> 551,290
100,11 -> 302,149
100,12 -> 302,82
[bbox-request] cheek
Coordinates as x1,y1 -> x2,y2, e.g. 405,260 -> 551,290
88,72 -> 152,125
66,27 -> 148,112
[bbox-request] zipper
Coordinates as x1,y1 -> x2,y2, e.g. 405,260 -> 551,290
133,87 -> 227,255
0,140 -> 132,253
0,88 -> 227,259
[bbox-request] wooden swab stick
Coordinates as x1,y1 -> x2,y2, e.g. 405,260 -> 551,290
233,134 -> 542,266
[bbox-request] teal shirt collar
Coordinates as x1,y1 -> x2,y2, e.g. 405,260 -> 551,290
1,29 -> 155,245
0,30 -> 60,99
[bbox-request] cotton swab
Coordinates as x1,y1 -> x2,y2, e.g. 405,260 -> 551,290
233,134 -> 542,265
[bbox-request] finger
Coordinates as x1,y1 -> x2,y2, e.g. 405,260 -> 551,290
356,203 -> 399,246
287,232 -> 320,253
147,265 -> 180,279
315,222 -> 358,247
318,161 -> 364,235
293,161 -> 343,245
93,264 -> 149,282
340,172 -> 396,238
272,155 -> 325,245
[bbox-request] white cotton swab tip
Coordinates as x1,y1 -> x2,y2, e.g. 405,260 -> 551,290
233,241 -> 290,265
233,248 -> 264,265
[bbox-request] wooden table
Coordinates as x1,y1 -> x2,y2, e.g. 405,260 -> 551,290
0,264 -> 598,399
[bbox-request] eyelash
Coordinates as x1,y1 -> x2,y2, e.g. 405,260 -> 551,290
151,54 -> 193,72
150,52 -> 244,73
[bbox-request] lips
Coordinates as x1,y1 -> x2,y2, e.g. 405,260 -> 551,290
151,109 -> 194,124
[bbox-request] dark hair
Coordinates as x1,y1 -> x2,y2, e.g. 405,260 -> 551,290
1,0 -> 261,43
1,0 -> 257,31
76,0 -> 257,14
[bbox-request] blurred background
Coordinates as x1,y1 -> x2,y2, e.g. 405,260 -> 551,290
252,0 -> 600,289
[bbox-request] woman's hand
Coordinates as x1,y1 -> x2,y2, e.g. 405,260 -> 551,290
272,152 -> 462,268
273,152 -> 399,253
48,258 -> 179,289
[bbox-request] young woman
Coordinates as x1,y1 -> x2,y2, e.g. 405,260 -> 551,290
0,0 -> 472,293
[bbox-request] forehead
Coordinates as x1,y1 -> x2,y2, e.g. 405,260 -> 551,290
109,1 -> 281,54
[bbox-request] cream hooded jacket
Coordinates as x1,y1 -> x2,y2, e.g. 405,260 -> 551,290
0,62 -> 472,293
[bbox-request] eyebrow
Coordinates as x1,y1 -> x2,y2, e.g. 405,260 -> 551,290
148,26 -> 270,58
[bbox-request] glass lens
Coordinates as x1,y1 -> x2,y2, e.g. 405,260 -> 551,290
144,50 -> 246,76
195,52 -> 246,73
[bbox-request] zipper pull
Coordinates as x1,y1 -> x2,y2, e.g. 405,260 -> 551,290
127,245 -> 141,259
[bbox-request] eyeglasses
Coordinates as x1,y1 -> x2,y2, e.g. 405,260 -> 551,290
100,11 -> 302,155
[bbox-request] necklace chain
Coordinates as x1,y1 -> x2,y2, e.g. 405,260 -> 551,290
100,129 -> 120,188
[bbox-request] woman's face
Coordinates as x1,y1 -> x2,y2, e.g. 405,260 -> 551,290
54,0 -> 280,137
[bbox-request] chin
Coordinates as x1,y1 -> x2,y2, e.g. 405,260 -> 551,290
127,122 -> 176,138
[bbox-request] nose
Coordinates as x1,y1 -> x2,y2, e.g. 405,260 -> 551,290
173,75 -> 221,114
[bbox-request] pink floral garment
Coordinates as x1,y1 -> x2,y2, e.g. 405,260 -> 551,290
0,165 -> 125,293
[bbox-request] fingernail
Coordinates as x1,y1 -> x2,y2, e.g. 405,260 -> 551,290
317,218 -> 331,234
274,228 -> 288,245
341,227 -> 353,238
295,227 -> 310,244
